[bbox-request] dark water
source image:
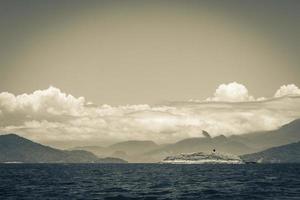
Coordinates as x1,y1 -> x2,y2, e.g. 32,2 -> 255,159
0,164 -> 300,200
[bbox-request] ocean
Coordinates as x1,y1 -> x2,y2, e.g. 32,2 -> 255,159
0,164 -> 299,199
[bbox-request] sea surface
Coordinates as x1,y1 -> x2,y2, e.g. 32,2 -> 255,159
0,164 -> 300,200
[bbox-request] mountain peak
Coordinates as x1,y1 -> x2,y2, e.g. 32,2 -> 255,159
1,133 -> 22,138
0,133 -> 29,142
202,130 -> 211,138
214,135 -> 227,140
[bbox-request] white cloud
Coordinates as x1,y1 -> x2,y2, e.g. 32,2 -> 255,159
0,86 -> 86,116
206,82 -> 255,102
0,85 -> 300,147
274,84 -> 300,98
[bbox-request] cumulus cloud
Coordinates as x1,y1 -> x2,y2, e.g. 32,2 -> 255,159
0,85 -> 300,148
0,86 -> 85,116
206,82 -> 255,102
274,84 -> 300,98
206,82 -> 300,102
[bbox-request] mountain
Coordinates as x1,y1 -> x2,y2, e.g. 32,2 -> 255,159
241,141 -> 300,163
71,140 -> 160,162
108,140 -> 159,155
70,119 -> 300,163
70,145 -> 111,157
0,134 -> 127,163
72,135 -> 252,163
144,133 -> 254,162
230,119 -> 300,151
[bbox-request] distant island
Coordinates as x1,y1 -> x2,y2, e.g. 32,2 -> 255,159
161,151 -> 244,164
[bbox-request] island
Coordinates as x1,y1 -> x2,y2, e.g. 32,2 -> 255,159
161,151 -> 244,164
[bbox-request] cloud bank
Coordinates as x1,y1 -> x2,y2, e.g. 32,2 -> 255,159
0,83 -> 300,147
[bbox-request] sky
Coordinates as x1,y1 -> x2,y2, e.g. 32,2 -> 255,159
0,0 -> 300,148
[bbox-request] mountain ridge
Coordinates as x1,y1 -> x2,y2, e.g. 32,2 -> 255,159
230,119 -> 300,151
241,141 -> 300,163
0,134 -> 127,163
71,119 -> 300,162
